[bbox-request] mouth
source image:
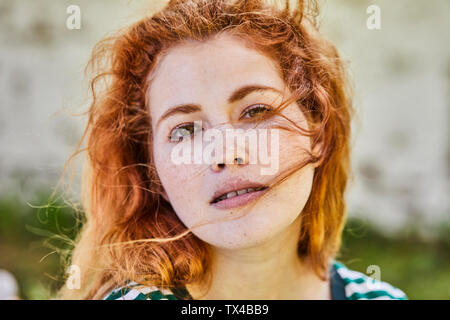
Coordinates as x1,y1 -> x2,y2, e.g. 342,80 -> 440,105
210,185 -> 269,210
210,186 -> 268,204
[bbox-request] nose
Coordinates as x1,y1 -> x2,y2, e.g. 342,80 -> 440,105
208,122 -> 250,172
211,155 -> 248,172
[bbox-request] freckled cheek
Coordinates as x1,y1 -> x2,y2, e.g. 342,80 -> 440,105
156,159 -> 203,202
157,162 -> 210,227
275,131 -> 312,165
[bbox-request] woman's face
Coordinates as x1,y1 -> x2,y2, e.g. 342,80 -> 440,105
148,33 -> 317,249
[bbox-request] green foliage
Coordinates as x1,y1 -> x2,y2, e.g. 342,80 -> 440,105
338,217 -> 450,299
0,191 -> 82,299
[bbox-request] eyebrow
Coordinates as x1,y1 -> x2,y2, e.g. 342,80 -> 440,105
155,84 -> 282,130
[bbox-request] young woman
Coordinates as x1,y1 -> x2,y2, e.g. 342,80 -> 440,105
58,0 -> 407,300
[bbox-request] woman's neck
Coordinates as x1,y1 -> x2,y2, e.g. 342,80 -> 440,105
186,216 -> 331,300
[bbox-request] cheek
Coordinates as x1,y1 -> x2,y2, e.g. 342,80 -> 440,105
155,155 -> 193,198
282,130 -> 310,153
256,132 -> 315,232
269,127 -> 312,178
255,123 -> 314,218
269,103 -> 313,166
153,146 -> 205,216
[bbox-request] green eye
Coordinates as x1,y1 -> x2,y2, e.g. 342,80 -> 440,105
169,122 -> 202,142
241,104 -> 273,119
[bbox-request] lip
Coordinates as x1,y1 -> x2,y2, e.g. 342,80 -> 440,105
210,178 -> 269,210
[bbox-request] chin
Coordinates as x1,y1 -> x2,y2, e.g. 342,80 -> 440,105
190,211 -> 291,250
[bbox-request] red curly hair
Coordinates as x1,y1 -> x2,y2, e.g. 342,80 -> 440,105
57,0 -> 353,299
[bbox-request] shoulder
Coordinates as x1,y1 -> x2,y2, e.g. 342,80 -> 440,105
332,261 -> 408,300
102,281 -> 178,300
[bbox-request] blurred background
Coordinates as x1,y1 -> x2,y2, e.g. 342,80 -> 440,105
0,0 -> 448,299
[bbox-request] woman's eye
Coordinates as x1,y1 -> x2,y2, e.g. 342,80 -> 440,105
168,123 -> 202,142
241,104 -> 273,119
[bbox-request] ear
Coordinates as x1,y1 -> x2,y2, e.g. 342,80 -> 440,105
311,140 -> 324,169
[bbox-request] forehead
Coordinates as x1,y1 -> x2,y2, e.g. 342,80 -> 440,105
147,33 -> 286,123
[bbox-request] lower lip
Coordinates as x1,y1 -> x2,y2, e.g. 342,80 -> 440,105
211,188 -> 269,210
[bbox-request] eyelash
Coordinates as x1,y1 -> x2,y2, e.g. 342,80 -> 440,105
240,104 -> 273,120
167,104 -> 273,142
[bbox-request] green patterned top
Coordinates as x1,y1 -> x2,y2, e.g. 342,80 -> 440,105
103,260 -> 408,300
